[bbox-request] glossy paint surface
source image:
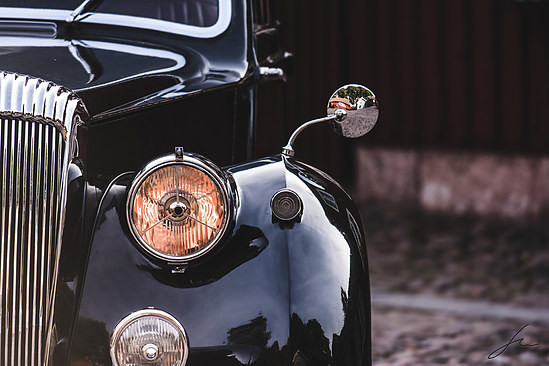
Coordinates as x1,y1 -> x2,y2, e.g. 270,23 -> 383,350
0,1 -> 372,365
0,0 -> 251,120
0,0 -> 257,180
69,155 -> 370,365
283,158 -> 371,366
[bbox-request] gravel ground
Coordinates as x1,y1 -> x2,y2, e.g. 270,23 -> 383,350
362,204 -> 549,306
360,203 -> 549,365
372,305 -> 549,366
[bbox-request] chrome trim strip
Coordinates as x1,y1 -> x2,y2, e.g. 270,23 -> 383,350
0,72 -> 89,365
0,37 -> 187,92
0,0 -> 231,39
0,20 -> 57,38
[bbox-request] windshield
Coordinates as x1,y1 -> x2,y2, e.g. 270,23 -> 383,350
0,0 -> 219,27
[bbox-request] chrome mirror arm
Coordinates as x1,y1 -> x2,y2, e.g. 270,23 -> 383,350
282,109 -> 347,157
281,84 -> 379,158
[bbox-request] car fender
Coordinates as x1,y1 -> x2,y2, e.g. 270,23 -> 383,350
70,154 -> 370,366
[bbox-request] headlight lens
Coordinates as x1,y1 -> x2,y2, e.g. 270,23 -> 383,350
127,153 -> 230,263
110,309 -> 188,366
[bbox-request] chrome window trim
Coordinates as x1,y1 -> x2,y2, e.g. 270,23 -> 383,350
126,153 -> 232,264
0,0 -> 231,39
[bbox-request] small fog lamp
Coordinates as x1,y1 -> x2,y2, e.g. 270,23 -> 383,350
271,189 -> 302,222
110,309 -> 188,366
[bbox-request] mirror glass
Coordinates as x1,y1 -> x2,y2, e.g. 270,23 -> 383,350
326,84 -> 379,138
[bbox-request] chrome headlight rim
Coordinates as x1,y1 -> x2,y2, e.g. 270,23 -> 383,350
126,152 -> 232,264
110,308 -> 189,366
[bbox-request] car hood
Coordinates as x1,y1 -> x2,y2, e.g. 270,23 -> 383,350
0,31 -> 250,119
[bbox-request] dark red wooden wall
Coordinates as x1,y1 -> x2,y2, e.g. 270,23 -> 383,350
255,0 -> 549,183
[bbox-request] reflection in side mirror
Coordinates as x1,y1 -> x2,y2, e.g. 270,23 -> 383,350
327,84 -> 379,138
282,83 -> 379,157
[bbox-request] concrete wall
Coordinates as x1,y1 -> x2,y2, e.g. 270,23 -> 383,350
356,147 -> 549,217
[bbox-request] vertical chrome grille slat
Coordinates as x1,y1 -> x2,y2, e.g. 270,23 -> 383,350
20,120 -> 29,366
1,119 -> 9,366
39,124 -> 49,366
46,127 -> 55,315
0,72 -> 88,366
33,122 -> 43,366
0,119 -> 66,366
45,127 -> 57,366
25,120 -> 35,366
1,120 -> 5,366
13,121 -> 24,362
8,119 -> 15,366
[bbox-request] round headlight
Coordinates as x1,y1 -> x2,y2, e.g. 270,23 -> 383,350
110,309 -> 188,366
127,153 -> 230,263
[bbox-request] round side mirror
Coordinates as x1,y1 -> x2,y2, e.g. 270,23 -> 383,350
326,84 -> 379,138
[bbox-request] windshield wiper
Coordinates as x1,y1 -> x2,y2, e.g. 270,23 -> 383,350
66,0 -> 105,23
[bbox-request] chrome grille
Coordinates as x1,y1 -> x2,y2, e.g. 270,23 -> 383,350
0,72 -> 87,366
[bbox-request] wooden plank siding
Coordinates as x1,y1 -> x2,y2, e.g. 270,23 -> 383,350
255,0 -> 549,183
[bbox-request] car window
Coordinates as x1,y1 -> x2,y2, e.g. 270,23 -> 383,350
0,0 -> 219,27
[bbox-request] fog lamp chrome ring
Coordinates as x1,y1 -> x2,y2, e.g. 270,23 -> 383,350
110,309 -> 189,366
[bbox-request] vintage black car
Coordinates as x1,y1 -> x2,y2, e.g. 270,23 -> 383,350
0,1 -> 379,365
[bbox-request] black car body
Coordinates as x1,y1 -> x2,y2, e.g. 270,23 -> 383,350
0,1 -> 372,365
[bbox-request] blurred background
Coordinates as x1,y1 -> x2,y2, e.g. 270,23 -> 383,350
255,0 -> 549,364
